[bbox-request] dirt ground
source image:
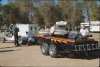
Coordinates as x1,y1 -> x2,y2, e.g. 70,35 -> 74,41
0,41 -> 100,67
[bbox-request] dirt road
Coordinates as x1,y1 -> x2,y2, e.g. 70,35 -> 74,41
0,42 -> 99,67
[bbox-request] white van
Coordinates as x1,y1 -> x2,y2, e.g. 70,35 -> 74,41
80,21 -> 100,32
90,21 -> 100,32
0,24 -> 38,45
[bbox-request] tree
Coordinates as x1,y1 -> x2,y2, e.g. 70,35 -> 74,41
0,14 -> 3,26
2,3 -> 20,25
82,1 -> 100,31
39,3 -> 54,26
1,0 -> 99,27
58,1 -> 84,28
89,1 -> 100,21
96,6 -> 100,20
15,0 -> 39,23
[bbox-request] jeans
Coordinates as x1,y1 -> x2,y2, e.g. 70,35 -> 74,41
14,35 -> 19,46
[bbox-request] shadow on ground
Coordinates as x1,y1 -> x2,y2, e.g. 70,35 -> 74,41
56,51 -> 100,60
0,46 -> 15,49
0,49 -> 21,53
71,52 -> 100,60
5,41 -> 14,43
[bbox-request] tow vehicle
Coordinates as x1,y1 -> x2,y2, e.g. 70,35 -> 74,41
37,21 -> 100,58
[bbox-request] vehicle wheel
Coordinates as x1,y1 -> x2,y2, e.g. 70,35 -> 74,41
41,42 -> 49,55
18,37 -> 25,45
28,38 -> 35,45
49,44 -> 57,58
0,37 -> 5,43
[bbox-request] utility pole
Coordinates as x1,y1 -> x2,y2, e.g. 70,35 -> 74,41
86,2 -> 91,32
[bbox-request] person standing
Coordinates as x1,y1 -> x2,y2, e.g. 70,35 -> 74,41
50,25 -> 55,36
26,27 -> 36,45
9,24 -> 14,35
13,23 -> 19,47
80,26 -> 89,37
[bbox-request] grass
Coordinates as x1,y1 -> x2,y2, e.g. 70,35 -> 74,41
90,33 -> 100,41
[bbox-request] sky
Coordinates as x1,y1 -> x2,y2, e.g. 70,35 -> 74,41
1,0 -> 7,5
1,0 -> 100,5
97,1 -> 100,5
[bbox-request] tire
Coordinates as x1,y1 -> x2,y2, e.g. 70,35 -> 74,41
0,37 -> 5,43
41,42 -> 49,55
28,38 -> 35,45
18,37 -> 26,45
49,44 -> 57,58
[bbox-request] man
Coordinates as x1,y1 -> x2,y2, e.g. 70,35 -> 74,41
13,24 -> 19,47
80,26 -> 89,37
50,25 -> 55,35
9,24 -> 14,35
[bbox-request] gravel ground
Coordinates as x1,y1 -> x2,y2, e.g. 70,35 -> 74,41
0,41 -> 100,67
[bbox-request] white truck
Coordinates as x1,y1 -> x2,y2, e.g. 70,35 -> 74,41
38,21 -> 68,36
90,21 -> 100,32
0,24 -> 38,45
54,21 -> 68,35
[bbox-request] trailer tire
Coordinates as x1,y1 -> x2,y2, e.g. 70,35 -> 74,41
49,44 -> 57,58
41,42 -> 49,55
0,37 -> 5,43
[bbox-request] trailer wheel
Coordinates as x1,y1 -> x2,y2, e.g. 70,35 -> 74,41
41,42 -> 49,55
0,37 -> 5,43
49,44 -> 57,58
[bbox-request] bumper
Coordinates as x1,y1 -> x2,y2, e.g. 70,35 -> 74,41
73,43 -> 100,52
58,48 -> 100,54
73,48 -> 100,52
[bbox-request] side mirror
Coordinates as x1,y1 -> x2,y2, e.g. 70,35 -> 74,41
26,31 -> 28,34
